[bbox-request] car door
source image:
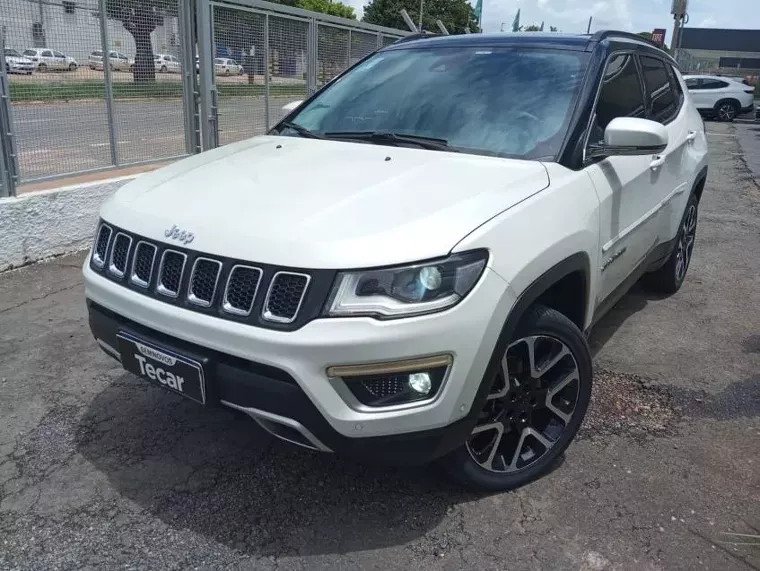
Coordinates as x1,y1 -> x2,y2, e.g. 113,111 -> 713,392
170,55 -> 181,72
583,52 -> 665,305
699,79 -> 730,109
53,50 -> 67,70
40,49 -> 54,69
685,78 -> 707,109
639,56 -> 692,245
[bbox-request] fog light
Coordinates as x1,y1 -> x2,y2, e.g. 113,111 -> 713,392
408,372 -> 432,395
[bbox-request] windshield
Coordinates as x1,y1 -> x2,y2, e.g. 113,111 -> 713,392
283,46 -> 588,159
5,49 -> 21,57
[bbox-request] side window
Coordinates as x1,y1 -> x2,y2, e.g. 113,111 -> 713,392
640,56 -> 677,124
214,58 -> 223,64
23,49 -> 36,57
668,65 -> 684,103
702,79 -> 729,90
591,53 -> 645,142
41,50 -> 53,57
53,51 -> 65,58
685,78 -> 701,89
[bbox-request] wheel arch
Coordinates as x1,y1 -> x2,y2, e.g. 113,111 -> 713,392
445,252 -> 593,461
692,165 -> 708,203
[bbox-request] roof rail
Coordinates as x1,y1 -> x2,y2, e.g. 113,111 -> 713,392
590,30 -> 661,49
392,32 -> 438,44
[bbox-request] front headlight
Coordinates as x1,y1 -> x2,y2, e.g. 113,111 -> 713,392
325,250 -> 488,319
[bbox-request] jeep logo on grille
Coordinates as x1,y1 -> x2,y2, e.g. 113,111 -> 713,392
164,224 -> 195,245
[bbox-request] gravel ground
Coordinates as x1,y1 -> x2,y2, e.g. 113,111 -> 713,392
0,122 -> 758,570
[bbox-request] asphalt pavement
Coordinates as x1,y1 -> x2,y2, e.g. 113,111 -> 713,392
0,122 -> 758,570
12,96 -> 294,181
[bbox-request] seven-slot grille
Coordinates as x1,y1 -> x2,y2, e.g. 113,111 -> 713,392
108,233 -> 132,277
188,258 -> 222,307
130,242 -> 157,288
91,223 -> 315,328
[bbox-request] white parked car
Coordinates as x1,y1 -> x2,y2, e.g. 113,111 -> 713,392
22,48 -> 78,72
83,31 -> 708,491
154,53 -> 181,73
683,74 -> 755,121
214,57 -> 242,75
4,48 -> 34,75
89,50 -> 134,72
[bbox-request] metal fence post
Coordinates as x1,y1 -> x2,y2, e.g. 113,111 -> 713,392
264,14 -> 270,132
307,19 -> 318,95
197,0 -> 219,150
0,27 -> 19,197
376,32 -> 382,50
98,0 -> 119,167
180,0 -> 201,154
347,29 -> 351,66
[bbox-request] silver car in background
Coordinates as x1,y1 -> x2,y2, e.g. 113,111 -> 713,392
89,50 -> 134,72
22,48 -> 78,72
214,57 -> 243,75
4,48 -> 34,74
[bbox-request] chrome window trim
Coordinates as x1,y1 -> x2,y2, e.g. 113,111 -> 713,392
262,271 -> 311,324
187,257 -> 223,307
129,241 -> 157,288
222,264 -> 263,317
107,232 -> 133,278
156,249 -> 187,298
91,224 -> 112,268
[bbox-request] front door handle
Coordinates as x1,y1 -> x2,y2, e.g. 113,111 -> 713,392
650,155 -> 666,170
686,130 -> 697,144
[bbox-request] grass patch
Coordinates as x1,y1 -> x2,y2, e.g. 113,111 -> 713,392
10,80 -> 306,102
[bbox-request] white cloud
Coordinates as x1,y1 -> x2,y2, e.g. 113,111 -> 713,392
698,16 -> 718,27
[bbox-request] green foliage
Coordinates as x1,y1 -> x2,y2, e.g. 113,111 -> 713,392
362,0 -> 480,34
637,31 -> 653,39
520,23 -> 558,32
297,0 -> 356,19
9,80 -> 305,102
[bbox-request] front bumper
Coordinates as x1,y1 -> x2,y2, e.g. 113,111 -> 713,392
84,259 -> 514,458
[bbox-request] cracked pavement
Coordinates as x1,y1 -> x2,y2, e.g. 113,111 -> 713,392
1,122 -> 759,570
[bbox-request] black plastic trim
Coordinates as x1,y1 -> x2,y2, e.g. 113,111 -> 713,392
87,300 -> 471,466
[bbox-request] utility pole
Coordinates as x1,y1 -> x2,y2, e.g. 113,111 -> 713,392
418,0 -> 424,31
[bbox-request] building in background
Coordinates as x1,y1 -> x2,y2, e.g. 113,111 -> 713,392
678,28 -> 760,78
0,0 -> 180,63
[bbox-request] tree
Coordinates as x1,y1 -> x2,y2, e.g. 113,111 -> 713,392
362,0 -> 479,34
637,31 -> 653,40
105,0 -> 175,83
520,23 -> 557,32
298,0 -> 356,19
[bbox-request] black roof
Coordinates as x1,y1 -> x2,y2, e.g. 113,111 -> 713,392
388,30 -> 661,53
680,28 -> 760,53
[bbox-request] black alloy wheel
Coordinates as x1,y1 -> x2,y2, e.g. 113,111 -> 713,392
441,305 -> 592,491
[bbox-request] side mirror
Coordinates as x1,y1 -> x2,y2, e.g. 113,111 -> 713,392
587,117 -> 668,160
281,100 -> 303,114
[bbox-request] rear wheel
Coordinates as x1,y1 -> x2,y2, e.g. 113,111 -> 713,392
38,63 -> 47,72
160,65 -> 168,73
68,63 -> 77,72
642,193 -> 698,294
715,100 -> 739,122
440,305 -> 592,491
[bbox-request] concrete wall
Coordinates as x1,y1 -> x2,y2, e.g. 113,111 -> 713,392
0,177 -> 131,272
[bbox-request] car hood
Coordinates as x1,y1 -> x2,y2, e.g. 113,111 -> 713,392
101,136 -> 550,269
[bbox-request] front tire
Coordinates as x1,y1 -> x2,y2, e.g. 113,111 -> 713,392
69,63 -> 77,72
160,65 -> 167,73
440,305 -> 592,492
715,100 -> 738,122
38,63 -> 47,72
642,193 -> 698,294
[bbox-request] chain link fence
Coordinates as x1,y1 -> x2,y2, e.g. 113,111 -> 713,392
0,0 -> 408,195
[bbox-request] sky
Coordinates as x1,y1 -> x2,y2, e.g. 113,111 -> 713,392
345,0 -> 759,41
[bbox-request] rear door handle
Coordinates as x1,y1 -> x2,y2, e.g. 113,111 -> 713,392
650,155 -> 666,170
686,130 -> 697,144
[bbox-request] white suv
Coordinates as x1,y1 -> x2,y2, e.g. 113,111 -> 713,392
684,74 -> 755,121
83,31 -> 708,491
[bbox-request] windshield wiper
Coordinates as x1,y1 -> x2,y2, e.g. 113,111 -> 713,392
324,131 -> 456,152
278,121 -> 325,139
